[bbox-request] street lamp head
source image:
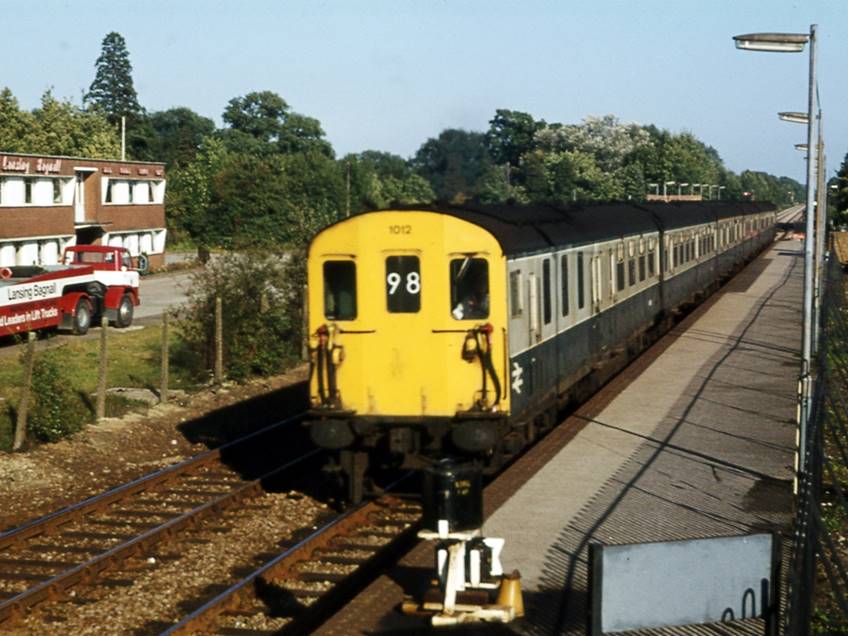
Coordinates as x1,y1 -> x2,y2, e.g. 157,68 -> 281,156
778,111 -> 810,124
679,183 -> 689,187
665,181 -> 676,186
795,143 -> 809,151
733,32 -> 808,52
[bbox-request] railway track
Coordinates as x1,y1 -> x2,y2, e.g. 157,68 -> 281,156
163,494 -> 421,635
0,413 -> 313,630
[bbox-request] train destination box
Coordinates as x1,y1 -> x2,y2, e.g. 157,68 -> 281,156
589,533 -> 780,635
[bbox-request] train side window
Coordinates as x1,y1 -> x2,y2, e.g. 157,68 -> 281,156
323,261 -> 357,320
577,252 -> 585,309
560,255 -> 569,317
616,257 -> 625,291
628,258 -> 636,286
450,257 -> 489,320
542,258 -> 552,325
385,255 -> 421,313
648,246 -> 656,277
509,270 -> 522,318
638,253 -> 646,281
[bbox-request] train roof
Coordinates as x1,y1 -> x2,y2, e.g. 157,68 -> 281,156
377,201 -> 776,256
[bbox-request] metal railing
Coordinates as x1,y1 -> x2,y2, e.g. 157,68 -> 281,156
786,256 -> 848,635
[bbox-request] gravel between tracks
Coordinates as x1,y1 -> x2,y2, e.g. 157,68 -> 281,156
10,490 -> 330,635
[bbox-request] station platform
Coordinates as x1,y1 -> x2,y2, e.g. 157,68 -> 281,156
316,237 -> 803,635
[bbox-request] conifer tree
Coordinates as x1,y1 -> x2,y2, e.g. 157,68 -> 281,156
85,32 -> 143,124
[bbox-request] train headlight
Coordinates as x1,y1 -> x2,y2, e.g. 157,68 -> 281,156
462,335 -> 479,361
331,345 -> 345,366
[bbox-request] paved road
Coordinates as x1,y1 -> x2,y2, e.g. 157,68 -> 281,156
135,270 -> 194,323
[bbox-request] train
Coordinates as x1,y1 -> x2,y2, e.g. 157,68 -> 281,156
305,200 -> 778,501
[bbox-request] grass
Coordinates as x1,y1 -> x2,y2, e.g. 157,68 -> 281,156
0,325 -> 202,451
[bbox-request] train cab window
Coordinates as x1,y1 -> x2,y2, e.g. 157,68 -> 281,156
509,270 -> 522,318
385,256 -> 421,313
560,255 -> 569,317
576,252 -> 585,310
450,257 -> 489,320
323,261 -> 357,320
542,259 -> 552,325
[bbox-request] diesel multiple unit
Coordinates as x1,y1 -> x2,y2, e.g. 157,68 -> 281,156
305,201 -> 777,501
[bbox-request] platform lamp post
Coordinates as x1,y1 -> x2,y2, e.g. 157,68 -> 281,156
691,183 -> 700,196
708,185 -> 718,200
663,181 -> 675,200
647,183 -> 659,196
677,182 -> 689,196
717,186 -> 725,200
733,26 -> 817,480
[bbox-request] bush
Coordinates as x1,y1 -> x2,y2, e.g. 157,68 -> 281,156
174,249 -> 305,381
28,355 -> 91,443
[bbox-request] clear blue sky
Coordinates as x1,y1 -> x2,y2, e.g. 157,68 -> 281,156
4,0 -> 845,182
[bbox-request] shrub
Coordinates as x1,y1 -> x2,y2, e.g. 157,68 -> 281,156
173,249 -> 305,381
28,355 -> 91,443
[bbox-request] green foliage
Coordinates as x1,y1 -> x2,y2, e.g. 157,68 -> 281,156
833,153 -> 848,227
345,151 -> 435,211
174,251 -> 305,381
27,355 -> 91,443
412,129 -> 492,202
0,87 -> 120,158
486,109 -> 544,168
222,90 -> 333,157
85,31 -> 143,124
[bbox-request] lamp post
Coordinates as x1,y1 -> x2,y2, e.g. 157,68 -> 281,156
691,183 -> 700,196
708,185 -> 718,200
663,181 -> 675,200
647,183 -> 659,196
678,182 -> 689,196
734,26 -> 818,480
717,186 -> 725,200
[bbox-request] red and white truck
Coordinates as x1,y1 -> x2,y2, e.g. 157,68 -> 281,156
0,245 -> 140,338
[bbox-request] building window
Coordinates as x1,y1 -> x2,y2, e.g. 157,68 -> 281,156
53,179 -> 62,204
510,270 -> 522,318
24,178 -> 33,204
385,255 -> 421,313
323,261 -> 357,320
450,257 -> 489,320
560,255 -> 569,317
104,180 -> 113,203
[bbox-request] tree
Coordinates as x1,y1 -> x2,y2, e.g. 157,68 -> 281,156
145,107 -> 216,167
412,129 -> 492,202
485,109 -> 544,168
221,91 -> 333,157
85,32 -> 144,124
0,88 -> 119,158
832,152 -> 848,227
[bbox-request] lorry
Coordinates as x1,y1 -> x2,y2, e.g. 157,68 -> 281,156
0,245 -> 140,338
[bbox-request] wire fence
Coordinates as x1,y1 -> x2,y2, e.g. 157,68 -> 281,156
786,256 -> 848,635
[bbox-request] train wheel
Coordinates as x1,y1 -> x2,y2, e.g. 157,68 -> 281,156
116,294 -> 134,328
72,298 -> 92,335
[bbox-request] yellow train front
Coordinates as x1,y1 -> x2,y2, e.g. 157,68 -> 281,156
306,209 -> 510,501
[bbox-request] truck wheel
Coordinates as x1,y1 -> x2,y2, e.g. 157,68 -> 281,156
116,294 -> 134,328
73,298 -> 92,335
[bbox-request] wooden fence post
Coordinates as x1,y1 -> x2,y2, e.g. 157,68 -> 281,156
96,317 -> 108,419
214,296 -> 223,385
12,332 -> 36,451
161,313 -> 169,404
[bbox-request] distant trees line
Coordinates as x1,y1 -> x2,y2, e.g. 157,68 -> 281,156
1,31 -> 835,252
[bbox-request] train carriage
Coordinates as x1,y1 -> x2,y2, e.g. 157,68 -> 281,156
306,201 -> 777,501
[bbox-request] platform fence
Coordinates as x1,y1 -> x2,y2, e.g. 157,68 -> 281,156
786,257 -> 848,635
